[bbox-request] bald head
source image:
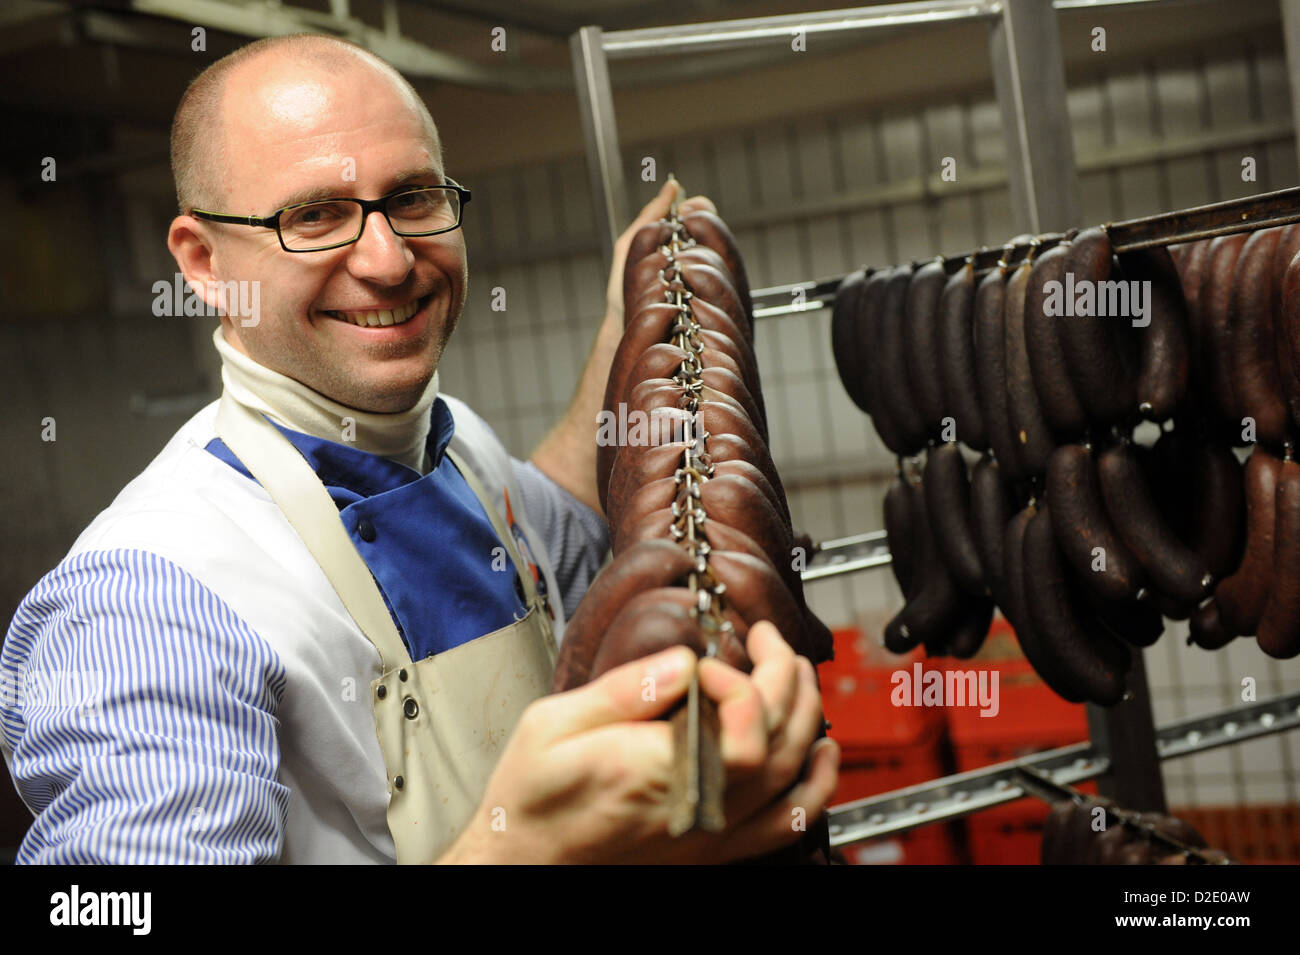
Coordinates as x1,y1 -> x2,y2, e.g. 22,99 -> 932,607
170,33 -> 440,214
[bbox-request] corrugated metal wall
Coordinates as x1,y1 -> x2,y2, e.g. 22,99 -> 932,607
441,39 -> 1300,810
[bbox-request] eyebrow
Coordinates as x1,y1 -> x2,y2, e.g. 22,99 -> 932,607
267,168 -> 445,213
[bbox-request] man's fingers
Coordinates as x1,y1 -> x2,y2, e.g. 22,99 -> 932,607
717,736 -> 840,861
678,194 -> 717,215
534,646 -> 695,741
740,621 -> 800,737
698,655 -> 768,772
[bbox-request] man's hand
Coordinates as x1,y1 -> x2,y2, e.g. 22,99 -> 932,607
529,181 -> 718,516
440,621 -> 839,864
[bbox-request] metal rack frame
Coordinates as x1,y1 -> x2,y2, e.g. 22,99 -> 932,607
571,0 -> 1300,843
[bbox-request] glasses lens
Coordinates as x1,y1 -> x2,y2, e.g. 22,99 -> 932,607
280,200 -> 362,251
386,187 -> 461,235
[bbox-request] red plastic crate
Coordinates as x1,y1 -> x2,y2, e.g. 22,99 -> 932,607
822,627 -> 957,864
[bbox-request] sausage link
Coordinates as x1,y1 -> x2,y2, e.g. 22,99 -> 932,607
903,259 -> 950,439
1213,445 -> 1284,635
923,442 -> 987,596
1024,503 -> 1131,706
1004,256 -> 1056,475
1255,457 -> 1300,658
1117,244 -> 1190,422
1046,443 -> 1147,603
1097,442 -> 1212,604
937,261 -> 989,450
974,266 -> 1024,480
1026,242 -> 1089,437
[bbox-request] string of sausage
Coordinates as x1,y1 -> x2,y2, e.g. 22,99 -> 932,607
657,197 -> 730,836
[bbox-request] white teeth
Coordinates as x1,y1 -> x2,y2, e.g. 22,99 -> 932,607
333,297 -> 422,327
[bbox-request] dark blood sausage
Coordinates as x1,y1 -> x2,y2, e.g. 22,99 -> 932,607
698,432 -> 792,525
612,460 -> 785,551
1187,438 -> 1246,581
884,477 -> 965,655
625,248 -> 748,339
1200,233 -> 1250,434
551,539 -> 696,691
1024,503 -> 1131,706
590,589 -> 751,680
923,442 -> 987,596
1093,595 -> 1164,649
707,549 -> 821,661
1059,227 -> 1138,426
1255,457 -> 1300,659
1004,256 -> 1056,475
1214,445 -> 1284,636
884,475 -> 917,595
1271,225 -> 1300,429
903,259 -> 950,439
1004,504 -> 1085,704
1046,443 -> 1146,603
970,452 -> 1018,610
623,377 -> 765,446
1025,242 -> 1088,437
599,302 -> 759,512
682,209 -> 754,325
623,220 -> 673,278
937,261 -> 988,450
1097,442 -> 1212,605
622,341 -> 751,408
1188,598 -> 1237,650
974,266 -> 1024,480
945,595 -> 995,660
1173,239 -> 1213,403
617,478 -> 796,584
1279,239 -> 1300,433
831,269 -> 872,412
1227,227 -> 1289,447
1116,243 -> 1190,422
857,270 -> 912,455
877,264 -> 930,454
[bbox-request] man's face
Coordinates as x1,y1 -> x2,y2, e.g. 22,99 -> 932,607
201,58 -> 465,413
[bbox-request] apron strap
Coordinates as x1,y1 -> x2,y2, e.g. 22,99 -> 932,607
214,393 -> 412,669
444,446 -> 541,608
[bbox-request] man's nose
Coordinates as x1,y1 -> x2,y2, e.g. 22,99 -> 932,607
346,210 -> 415,285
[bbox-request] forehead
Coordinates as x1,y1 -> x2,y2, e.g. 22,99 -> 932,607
218,55 -> 440,201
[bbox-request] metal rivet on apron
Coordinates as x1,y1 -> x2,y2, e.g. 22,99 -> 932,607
403,697 -> 419,719
399,668 -> 408,682
394,775 -> 404,790
357,518 -> 377,543
376,685 -> 387,699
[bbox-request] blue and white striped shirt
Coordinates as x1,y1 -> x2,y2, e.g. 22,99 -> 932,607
1,395 -> 608,864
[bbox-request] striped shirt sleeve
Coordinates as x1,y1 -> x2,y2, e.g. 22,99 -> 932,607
509,458 -> 611,621
0,549 -> 290,864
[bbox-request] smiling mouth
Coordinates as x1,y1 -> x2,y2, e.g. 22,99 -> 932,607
324,294 -> 428,328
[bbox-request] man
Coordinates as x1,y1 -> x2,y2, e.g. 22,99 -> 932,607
1,33 -> 837,864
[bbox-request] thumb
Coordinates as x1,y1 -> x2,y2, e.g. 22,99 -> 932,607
546,645 -> 696,739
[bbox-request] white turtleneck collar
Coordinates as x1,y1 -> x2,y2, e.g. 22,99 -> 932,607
213,325 -> 439,474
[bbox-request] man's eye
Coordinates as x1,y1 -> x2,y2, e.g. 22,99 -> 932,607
286,202 -> 348,230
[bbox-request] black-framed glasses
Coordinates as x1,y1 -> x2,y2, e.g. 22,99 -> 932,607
190,181 -> 471,252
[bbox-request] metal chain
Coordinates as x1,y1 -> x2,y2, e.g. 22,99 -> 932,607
655,211 -> 733,661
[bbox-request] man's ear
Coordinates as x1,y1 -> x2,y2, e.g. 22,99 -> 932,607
167,215 -> 226,313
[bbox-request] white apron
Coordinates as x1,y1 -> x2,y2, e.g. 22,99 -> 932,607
215,392 -> 557,864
